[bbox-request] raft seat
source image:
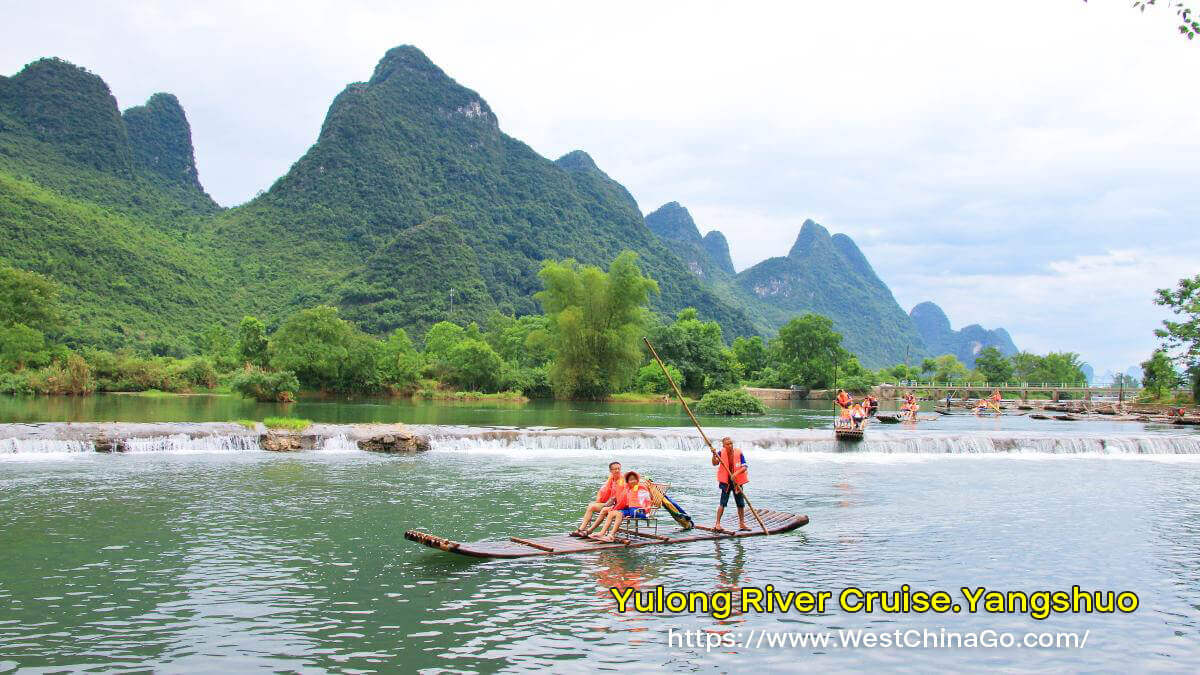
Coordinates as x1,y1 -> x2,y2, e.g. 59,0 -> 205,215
623,480 -> 670,537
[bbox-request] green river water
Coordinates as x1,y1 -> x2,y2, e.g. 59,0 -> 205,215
2,394 -> 1199,672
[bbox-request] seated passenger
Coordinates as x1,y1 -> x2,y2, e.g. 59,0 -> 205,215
573,461 -> 624,537
594,471 -> 652,542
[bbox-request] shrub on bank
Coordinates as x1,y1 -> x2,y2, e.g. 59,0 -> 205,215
696,389 -> 766,415
171,357 -> 218,390
0,354 -> 95,395
230,367 -> 300,402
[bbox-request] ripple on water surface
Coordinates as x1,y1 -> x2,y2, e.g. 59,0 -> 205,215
1,439 -> 1199,670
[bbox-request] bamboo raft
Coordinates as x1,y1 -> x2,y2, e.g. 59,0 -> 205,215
835,427 -> 864,440
404,508 -> 808,559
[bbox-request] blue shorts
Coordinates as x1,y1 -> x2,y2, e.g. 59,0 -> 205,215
719,483 -> 745,508
621,507 -> 647,518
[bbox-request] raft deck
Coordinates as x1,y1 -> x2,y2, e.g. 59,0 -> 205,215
404,508 -> 808,558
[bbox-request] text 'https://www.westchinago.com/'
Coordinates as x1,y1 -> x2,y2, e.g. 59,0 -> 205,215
668,628 -> 1090,652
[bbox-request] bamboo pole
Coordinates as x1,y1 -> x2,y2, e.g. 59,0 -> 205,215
642,337 -> 768,535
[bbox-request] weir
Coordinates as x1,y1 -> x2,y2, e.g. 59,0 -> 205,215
2,424 -> 1198,457
0,422 -> 430,457
417,427 -> 1200,456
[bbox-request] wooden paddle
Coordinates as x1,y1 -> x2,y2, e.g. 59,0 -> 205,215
643,337 -> 769,535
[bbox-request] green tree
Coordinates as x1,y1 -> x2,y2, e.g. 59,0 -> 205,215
378,328 -> 422,392
270,305 -> 380,392
1086,0 -> 1198,42
732,335 -> 768,382
636,362 -> 683,394
0,264 -> 61,334
836,357 -> 878,392
881,363 -> 922,382
1141,350 -> 1180,399
974,346 -> 1014,383
929,354 -> 969,383
422,321 -> 467,377
920,357 -> 937,376
1029,352 -> 1087,385
769,313 -> 852,389
484,312 -> 552,367
1010,352 -> 1044,382
236,316 -> 269,367
645,308 -> 739,393
0,323 -> 51,370
534,251 -> 659,399
1155,274 -> 1200,399
203,323 -> 232,361
1113,372 -> 1140,388
447,339 -> 504,391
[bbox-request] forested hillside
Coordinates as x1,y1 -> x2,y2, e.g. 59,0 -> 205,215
734,220 -> 927,367
0,47 -> 1017,368
0,48 -> 755,350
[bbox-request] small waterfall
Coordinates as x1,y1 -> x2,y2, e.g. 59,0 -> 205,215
0,437 -> 95,456
120,434 -> 261,454
424,427 -> 1200,456
317,435 -> 360,452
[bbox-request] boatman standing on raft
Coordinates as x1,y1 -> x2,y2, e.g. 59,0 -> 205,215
713,436 -> 750,532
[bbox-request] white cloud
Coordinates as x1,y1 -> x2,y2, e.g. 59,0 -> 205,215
1,0 -> 1197,372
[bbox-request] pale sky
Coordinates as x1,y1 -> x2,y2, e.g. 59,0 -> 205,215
2,1 -> 1197,375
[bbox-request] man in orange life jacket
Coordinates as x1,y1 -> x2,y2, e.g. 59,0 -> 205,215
712,436 -> 749,531
574,461 -> 623,537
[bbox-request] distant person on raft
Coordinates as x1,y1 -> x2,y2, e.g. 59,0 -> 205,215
574,461 -> 624,537
713,436 -> 750,532
864,395 -> 879,418
850,402 -> 866,430
835,389 -> 853,425
593,471 -> 653,542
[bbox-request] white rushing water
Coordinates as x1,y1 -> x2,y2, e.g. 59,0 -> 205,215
420,427 -> 1200,456
316,435 -> 360,453
0,437 -> 95,456
119,434 -> 261,454
2,426 -> 1198,458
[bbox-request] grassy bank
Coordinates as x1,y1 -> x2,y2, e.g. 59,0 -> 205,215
604,392 -> 695,404
418,390 -> 529,402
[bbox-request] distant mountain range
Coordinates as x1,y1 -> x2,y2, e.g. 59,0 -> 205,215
0,47 -> 1016,367
909,301 -> 1018,368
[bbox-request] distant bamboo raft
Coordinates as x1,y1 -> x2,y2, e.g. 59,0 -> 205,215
404,509 -> 808,559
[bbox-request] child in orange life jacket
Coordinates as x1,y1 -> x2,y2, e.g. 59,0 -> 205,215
594,471 -> 652,542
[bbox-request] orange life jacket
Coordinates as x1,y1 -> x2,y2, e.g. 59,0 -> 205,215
596,475 -> 622,502
717,447 -> 749,486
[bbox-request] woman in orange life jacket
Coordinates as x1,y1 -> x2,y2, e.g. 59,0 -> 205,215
713,437 -> 750,532
594,471 -> 652,542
